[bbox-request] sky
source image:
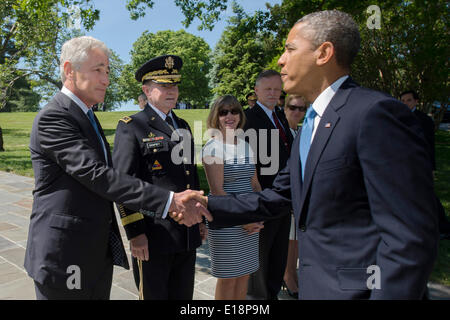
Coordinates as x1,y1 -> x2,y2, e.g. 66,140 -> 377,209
80,0 -> 281,111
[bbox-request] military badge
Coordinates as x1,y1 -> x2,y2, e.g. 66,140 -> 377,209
119,116 -> 132,124
152,160 -> 163,170
165,56 -> 175,70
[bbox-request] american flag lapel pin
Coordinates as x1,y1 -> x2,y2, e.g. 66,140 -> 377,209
325,122 -> 332,128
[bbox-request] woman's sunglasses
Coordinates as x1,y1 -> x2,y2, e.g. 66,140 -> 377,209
219,108 -> 240,116
287,105 -> 307,112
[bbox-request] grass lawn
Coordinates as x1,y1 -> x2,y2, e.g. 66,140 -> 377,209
0,110 -> 449,286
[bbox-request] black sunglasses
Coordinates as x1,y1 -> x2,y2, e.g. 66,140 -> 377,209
219,108 -> 240,116
287,105 -> 307,112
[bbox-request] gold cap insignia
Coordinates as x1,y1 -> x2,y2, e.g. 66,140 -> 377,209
165,56 -> 175,70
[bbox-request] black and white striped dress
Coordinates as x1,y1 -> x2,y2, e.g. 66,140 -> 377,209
202,138 -> 259,278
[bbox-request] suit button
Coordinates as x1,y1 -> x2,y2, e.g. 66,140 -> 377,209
187,184 -> 191,189
299,225 -> 306,232
153,149 -> 157,153
186,170 -> 190,176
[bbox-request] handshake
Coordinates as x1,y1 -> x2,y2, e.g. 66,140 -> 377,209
168,190 -> 211,226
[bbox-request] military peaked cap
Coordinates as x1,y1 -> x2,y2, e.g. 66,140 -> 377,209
135,55 -> 182,84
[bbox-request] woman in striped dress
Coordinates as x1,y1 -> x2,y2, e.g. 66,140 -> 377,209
202,95 -> 263,300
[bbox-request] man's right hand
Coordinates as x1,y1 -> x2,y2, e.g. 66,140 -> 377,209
169,190 -> 211,227
130,234 -> 149,261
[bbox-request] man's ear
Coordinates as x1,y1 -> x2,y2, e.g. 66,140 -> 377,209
142,84 -> 150,96
64,61 -> 74,81
315,41 -> 335,66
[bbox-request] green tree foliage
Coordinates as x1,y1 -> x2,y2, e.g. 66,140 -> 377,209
172,0 -> 449,125
268,0 -> 449,119
118,30 -> 211,108
0,0 -> 102,109
1,77 -> 40,112
0,0 -> 158,111
208,4 -> 279,104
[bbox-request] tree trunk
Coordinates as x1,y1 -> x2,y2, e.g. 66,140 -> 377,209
0,126 -> 4,151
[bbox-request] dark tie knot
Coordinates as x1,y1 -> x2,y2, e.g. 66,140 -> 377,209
165,116 -> 174,126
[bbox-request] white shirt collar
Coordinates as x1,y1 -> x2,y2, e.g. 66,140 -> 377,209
311,75 -> 349,117
147,102 -> 176,124
61,86 -> 90,114
256,101 -> 276,119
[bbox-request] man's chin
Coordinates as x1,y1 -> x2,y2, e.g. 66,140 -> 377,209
283,84 -> 301,95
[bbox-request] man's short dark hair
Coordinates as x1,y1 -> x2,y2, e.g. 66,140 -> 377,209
400,90 -> 419,100
255,70 -> 281,87
296,10 -> 360,69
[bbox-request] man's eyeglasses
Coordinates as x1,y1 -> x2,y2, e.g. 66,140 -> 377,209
219,108 -> 240,117
287,105 -> 307,112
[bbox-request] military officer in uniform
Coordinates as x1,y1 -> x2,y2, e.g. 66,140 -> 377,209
113,55 -> 204,300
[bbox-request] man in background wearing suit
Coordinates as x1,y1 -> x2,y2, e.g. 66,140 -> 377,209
244,70 -> 294,300
138,93 -> 148,110
400,90 -> 436,171
113,55 -> 205,300
177,10 -> 439,299
400,90 -> 450,239
25,36 -> 210,300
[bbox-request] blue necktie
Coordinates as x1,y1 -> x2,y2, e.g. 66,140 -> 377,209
87,109 -> 125,267
87,109 -> 107,163
299,106 -> 317,180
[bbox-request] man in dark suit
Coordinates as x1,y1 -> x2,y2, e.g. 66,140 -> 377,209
400,90 -> 436,171
25,37 -> 210,300
400,90 -> 450,238
113,55 -> 204,300
174,10 -> 439,299
244,70 -> 294,300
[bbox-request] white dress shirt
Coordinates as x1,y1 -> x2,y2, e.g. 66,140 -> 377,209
147,103 -> 178,129
310,75 -> 349,142
256,101 -> 279,128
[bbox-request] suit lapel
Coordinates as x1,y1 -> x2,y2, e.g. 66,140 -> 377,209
253,103 -> 276,129
143,104 -> 174,138
91,111 -> 112,165
57,93 -> 106,161
290,129 -> 302,219
298,78 -> 356,219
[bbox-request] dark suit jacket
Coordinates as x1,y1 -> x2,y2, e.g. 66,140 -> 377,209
25,92 -> 170,289
113,105 -> 201,254
413,109 -> 436,170
208,78 -> 439,299
244,102 -> 294,189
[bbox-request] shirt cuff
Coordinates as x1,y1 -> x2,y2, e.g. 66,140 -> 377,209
162,191 -> 174,219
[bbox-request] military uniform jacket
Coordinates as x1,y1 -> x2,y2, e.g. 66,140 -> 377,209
113,105 -> 201,254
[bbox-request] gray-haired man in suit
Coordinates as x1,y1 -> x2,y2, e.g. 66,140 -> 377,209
25,36 -> 211,300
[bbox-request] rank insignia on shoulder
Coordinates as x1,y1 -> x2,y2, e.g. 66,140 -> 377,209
152,160 -> 163,171
119,116 -> 132,124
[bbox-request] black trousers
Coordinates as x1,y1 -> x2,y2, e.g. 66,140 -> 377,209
132,249 -> 196,300
34,256 -> 113,300
248,213 -> 291,300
